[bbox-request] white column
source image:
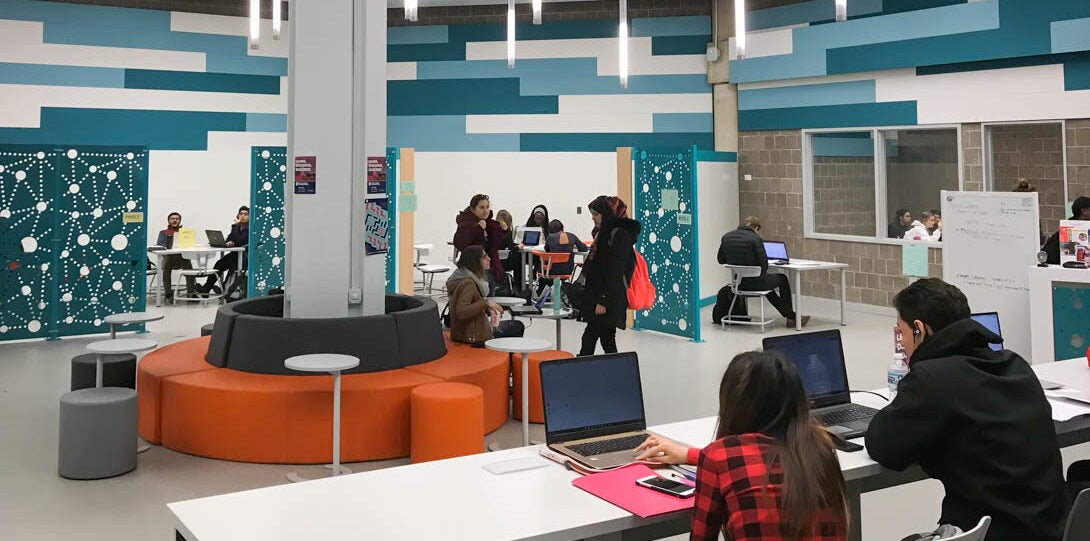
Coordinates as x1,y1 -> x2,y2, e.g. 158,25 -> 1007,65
285,0 -> 387,318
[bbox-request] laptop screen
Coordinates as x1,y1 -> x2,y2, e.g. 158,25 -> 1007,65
540,352 -> 646,442
763,330 -> 850,407
764,241 -> 788,261
971,312 -> 1003,352
520,228 -> 542,246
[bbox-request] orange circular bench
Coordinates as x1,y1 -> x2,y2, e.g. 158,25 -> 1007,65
410,382 -> 484,463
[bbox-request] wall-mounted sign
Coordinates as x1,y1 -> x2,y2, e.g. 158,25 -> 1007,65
366,156 -> 387,196
365,198 -> 389,255
294,155 -> 316,194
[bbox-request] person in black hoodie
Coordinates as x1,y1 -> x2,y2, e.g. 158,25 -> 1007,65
867,278 -> 1068,541
715,216 -> 807,327
1042,196 -> 1090,264
578,196 -> 640,356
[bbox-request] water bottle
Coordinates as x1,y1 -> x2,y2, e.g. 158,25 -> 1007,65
552,279 -> 561,314
888,352 -> 908,400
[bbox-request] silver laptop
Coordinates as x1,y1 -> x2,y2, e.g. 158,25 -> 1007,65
541,352 -> 660,469
205,229 -> 228,248
517,227 -> 542,246
764,240 -> 789,264
763,330 -> 878,439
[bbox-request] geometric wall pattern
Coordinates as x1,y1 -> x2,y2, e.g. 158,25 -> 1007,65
734,0 -> 1090,130
248,146 -> 285,298
633,147 -> 699,341
0,145 -> 147,341
385,147 -> 398,292
1052,283 -> 1090,361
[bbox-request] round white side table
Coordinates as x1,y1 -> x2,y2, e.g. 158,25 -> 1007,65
86,339 -> 157,388
284,354 -> 361,482
484,337 -> 551,447
104,311 -> 164,339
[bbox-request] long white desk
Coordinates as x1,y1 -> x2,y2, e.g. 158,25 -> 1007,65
170,359 -> 1090,541
151,246 -> 245,307
768,259 -> 849,331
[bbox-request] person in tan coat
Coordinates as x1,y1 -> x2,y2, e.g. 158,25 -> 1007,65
445,246 -> 524,346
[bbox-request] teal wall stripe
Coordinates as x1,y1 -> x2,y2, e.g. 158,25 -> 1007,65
521,133 -> 713,152
738,101 -> 917,131
388,116 -> 520,152
388,25 -> 450,45
747,0 -> 884,31
631,16 -> 711,37
388,79 -> 559,116
0,108 -> 246,150
915,50 -> 1088,76
653,113 -> 714,133
1065,55 -> 1090,91
1051,17 -> 1090,54
245,113 -> 288,132
729,50 -> 827,85
813,134 -> 875,157
694,150 -> 738,162
0,62 -> 123,88
124,69 -> 281,94
738,80 -> 876,110
650,35 -> 711,56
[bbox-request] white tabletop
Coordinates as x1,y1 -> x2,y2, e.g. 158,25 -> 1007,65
87,338 -> 157,354
521,308 -> 573,320
487,296 -> 528,306
284,354 -> 360,373
104,311 -> 165,325
772,259 -> 849,270
154,246 -> 246,255
413,243 -> 433,250
484,337 -> 552,353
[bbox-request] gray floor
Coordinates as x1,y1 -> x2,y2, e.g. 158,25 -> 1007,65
1,297 -> 1087,540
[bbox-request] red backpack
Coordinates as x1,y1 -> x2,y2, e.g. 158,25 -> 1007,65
625,250 -> 655,310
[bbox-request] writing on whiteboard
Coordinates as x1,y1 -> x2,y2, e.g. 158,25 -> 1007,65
954,273 -> 1029,293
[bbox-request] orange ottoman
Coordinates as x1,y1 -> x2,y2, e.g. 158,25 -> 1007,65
410,382 -> 484,463
513,351 -> 574,423
136,336 -> 217,444
404,339 -> 509,433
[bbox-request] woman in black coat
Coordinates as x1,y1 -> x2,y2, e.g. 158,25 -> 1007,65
579,196 -> 641,356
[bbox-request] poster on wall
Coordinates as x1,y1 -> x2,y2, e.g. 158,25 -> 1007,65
364,198 -> 389,255
1058,219 -> 1090,266
366,156 -> 387,196
294,155 -> 316,194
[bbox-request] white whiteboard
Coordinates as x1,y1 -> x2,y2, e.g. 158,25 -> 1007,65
942,191 -> 1040,360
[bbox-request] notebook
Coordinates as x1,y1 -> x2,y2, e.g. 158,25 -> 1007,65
541,352 -> 661,469
763,330 -> 878,439
571,464 -> 694,518
970,312 -> 1003,352
764,241 -> 789,264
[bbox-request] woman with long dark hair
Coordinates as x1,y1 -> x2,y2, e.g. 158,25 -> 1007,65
578,195 -> 640,355
636,351 -> 848,540
444,246 -> 524,346
452,194 -> 505,288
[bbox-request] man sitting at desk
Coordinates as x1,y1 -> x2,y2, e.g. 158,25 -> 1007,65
155,211 -> 194,302
196,206 -> 249,296
715,216 -> 807,328
867,278 -> 1068,541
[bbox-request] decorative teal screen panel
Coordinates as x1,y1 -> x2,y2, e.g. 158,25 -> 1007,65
1053,283 -> 1090,361
633,146 -> 700,341
249,146 -> 286,297
0,146 -> 57,340
385,147 -> 398,293
52,146 -> 148,337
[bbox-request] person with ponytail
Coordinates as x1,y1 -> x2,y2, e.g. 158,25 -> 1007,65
635,351 -> 848,540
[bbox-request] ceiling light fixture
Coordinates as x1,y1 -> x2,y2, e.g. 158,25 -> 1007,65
734,0 -> 745,59
507,0 -> 516,68
533,0 -> 542,25
272,0 -> 281,40
619,0 -> 628,88
405,0 -> 419,22
249,0 -> 260,49
835,0 -> 847,22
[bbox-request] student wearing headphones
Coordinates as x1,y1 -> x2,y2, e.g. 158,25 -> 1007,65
866,279 -> 1068,541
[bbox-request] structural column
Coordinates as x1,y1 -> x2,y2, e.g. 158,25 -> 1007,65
284,0 -> 387,318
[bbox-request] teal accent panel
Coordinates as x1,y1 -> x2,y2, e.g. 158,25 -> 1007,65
388,25 -> 450,45
1065,54 -> 1090,90
387,79 -> 559,116
415,58 -> 597,80
0,108 -> 246,150
738,101 -> 917,130
388,20 -> 617,62
747,0 -> 884,31
1052,18 -> 1090,54
123,69 -> 281,94
245,114 -> 288,132
51,146 -> 148,339
728,50 -> 828,85
877,0 -> 969,16
653,113 -> 714,133
248,147 -> 286,298
915,50 -> 1089,75
700,295 -> 716,308
795,1 -> 1000,52
632,16 -> 711,37
204,55 -> 288,77
415,59 -> 707,96
1052,284 -> 1090,361
387,116 -> 520,152
633,147 -> 699,340
738,80 -> 876,110
520,133 -> 714,152
385,148 -> 399,293
0,146 -> 57,340
813,134 -> 875,156
694,150 -> 738,162
1,0 -> 170,31
650,35 -> 711,56
0,62 -> 123,88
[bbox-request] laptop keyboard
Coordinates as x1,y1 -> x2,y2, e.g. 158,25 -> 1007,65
817,404 -> 878,426
568,434 -> 649,457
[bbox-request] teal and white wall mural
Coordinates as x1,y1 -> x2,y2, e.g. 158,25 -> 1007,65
248,147 -> 286,298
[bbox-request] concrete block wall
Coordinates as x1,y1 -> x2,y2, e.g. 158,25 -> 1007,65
813,156 -> 876,237
989,123 -> 1066,234
1066,119 -> 1090,207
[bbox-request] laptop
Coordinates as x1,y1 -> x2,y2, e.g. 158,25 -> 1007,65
764,241 -> 789,264
509,291 -> 548,316
763,330 -> 878,439
518,227 -> 542,247
541,352 -> 661,469
206,230 -> 228,248
970,312 -> 1003,352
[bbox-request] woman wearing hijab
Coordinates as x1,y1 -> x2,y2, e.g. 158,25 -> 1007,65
579,196 -> 641,355
525,204 -> 549,230
452,194 -> 505,289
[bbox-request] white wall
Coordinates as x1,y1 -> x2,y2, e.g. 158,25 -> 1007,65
697,160 -> 739,302
412,152 -> 617,264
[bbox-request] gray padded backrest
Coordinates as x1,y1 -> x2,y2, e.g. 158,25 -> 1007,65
204,304 -> 238,367
225,314 -> 401,375
231,295 -> 285,317
393,296 -> 447,366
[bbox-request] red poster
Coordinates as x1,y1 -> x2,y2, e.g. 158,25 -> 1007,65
294,156 -> 316,194
366,157 -> 387,196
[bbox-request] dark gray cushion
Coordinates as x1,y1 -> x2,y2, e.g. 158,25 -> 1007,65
231,295 -> 284,317
226,314 -> 401,375
70,353 -> 137,391
385,294 -> 423,314
393,296 -> 446,366
204,304 -> 238,368
200,323 -> 214,336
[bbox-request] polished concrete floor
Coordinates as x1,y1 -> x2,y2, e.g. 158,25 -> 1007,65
1,297 -> 1086,540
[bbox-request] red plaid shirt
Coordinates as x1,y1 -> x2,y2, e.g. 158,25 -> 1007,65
690,433 -> 846,541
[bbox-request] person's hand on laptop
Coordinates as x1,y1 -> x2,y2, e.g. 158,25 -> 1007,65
634,435 -> 689,464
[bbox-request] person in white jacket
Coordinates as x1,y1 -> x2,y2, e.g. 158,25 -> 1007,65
904,210 -> 942,242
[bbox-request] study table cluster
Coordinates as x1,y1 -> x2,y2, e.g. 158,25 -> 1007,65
169,359 -> 1090,541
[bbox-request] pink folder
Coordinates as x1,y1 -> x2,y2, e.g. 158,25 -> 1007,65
571,464 -> 696,518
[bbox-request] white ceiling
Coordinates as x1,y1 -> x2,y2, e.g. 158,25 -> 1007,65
387,0 -> 589,7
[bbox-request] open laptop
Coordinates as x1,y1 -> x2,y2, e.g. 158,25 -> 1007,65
970,312 -> 1003,352
764,241 -> 789,264
205,230 -> 228,248
509,290 -> 548,316
519,228 -> 542,247
763,330 -> 878,439
541,352 -> 661,469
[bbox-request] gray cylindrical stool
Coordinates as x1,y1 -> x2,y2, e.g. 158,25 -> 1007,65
59,387 -> 138,480
200,323 -> 214,336
70,353 -> 136,391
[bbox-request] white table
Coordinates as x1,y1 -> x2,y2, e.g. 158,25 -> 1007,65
104,311 -> 164,339
519,245 -> 588,296
519,308 -> 572,351
769,259 -> 849,331
86,339 -> 157,388
485,337 -> 551,447
170,360 -> 1090,541
486,296 -> 527,307
151,246 -> 246,307
284,354 -> 361,482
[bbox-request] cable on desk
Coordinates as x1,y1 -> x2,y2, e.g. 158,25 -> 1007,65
849,390 -> 890,402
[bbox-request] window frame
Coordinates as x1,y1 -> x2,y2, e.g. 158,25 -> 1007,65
802,124 -> 964,245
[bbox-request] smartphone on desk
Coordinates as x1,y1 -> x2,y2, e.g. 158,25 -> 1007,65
635,475 -> 696,498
